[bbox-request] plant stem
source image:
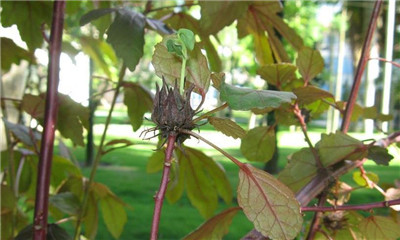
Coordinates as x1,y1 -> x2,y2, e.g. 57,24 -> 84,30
306,192 -> 328,240
150,134 -> 176,240
293,104 -> 323,169
341,0 -> 383,133
179,129 -> 244,168
180,58 -> 187,95
192,103 -> 229,123
302,198 -> 400,212
33,2 -> 65,239
73,64 -> 127,240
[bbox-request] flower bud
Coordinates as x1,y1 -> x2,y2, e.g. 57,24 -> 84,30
151,78 -> 196,143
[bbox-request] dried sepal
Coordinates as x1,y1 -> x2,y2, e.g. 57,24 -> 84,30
150,77 -> 196,144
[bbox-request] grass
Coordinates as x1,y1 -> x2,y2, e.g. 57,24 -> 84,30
58,110 -> 400,239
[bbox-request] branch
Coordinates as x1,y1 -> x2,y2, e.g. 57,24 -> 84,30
341,0 -> 383,133
306,192 -> 328,240
375,131 -> 400,148
150,135 -> 176,240
369,57 -> 400,68
73,64 -> 127,240
302,198 -> 400,212
33,2 -> 65,239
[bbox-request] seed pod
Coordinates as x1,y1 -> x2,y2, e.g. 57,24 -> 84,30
151,78 -> 196,144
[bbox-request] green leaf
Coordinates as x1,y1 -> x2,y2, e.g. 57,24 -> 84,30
146,150 -> 164,174
352,171 -> 379,187
208,117 -> 246,139
236,5 -> 274,65
257,63 -> 297,88
100,194 -> 127,239
240,126 -> 276,162
367,146 -> 393,166
47,224 -> 72,240
220,82 -> 296,111
362,106 -> 378,119
83,192 -> 99,239
21,94 -> 45,119
152,36 -> 211,93
293,86 -> 334,105
199,1 -> 248,36
15,224 -> 72,240
166,38 -> 185,58
107,8 -> 145,71
316,131 -> 367,166
238,164 -> 302,239
57,94 -> 90,146
79,8 -> 116,26
1,37 -> 35,71
49,192 -> 81,215
1,1 -> 52,51
183,207 -> 241,240
166,159 -> 185,204
202,36 -> 222,72
238,2 -> 303,51
210,72 -> 225,90
296,47 -> 324,83
177,147 -> 232,218
51,155 -> 81,187
2,118 -> 41,146
336,101 -> 364,122
22,94 -> 89,146
123,83 -> 153,131
359,216 -> 400,240
80,36 -> 116,79
277,148 -> 317,193
178,28 -> 195,51
145,18 -> 174,35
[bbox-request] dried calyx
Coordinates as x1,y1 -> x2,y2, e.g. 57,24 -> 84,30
151,78 -> 197,144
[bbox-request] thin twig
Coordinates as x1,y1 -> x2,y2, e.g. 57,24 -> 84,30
302,198 -> 400,212
293,104 -> 323,169
192,103 -> 229,123
150,134 -> 176,240
369,57 -> 400,68
73,64 -> 127,240
179,129 -> 244,168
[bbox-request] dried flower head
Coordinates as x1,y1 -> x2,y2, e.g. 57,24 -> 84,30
150,78 -> 196,144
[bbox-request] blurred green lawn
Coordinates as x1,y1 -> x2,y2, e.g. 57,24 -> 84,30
61,109 -> 400,239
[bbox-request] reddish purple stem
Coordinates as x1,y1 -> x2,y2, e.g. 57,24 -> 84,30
302,198 -> 400,212
150,135 -> 176,240
33,1 -> 65,239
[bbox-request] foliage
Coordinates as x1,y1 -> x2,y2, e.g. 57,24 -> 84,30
1,1 -> 399,240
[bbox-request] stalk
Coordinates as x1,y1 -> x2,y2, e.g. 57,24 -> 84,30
33,1 -> 65,239
150,135 -> 177,240
179,58 -> 187,95
73,64 -> 127,240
